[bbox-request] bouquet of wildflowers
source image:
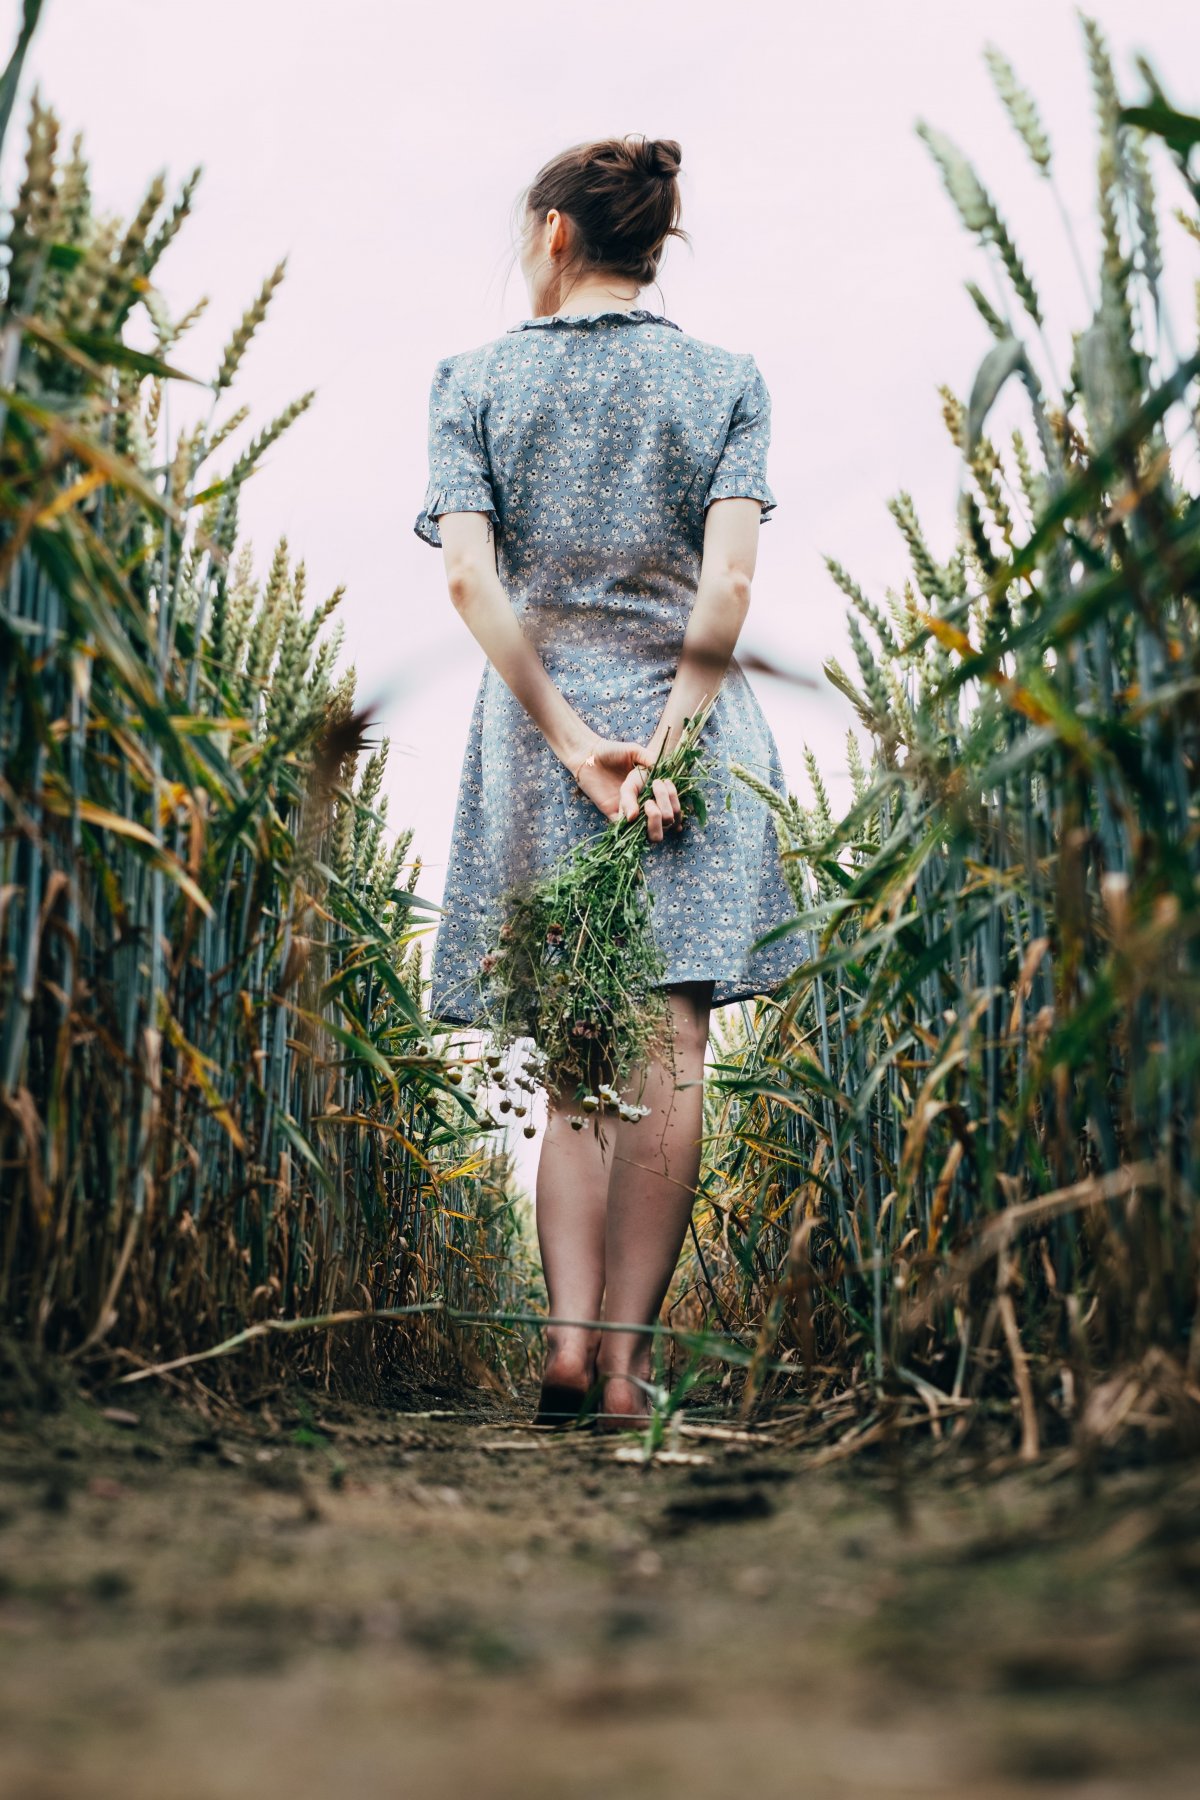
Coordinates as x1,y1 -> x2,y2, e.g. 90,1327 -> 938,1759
472,705 -> 715,1134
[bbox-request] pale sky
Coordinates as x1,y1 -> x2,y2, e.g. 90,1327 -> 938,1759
8,0 -> 1198,971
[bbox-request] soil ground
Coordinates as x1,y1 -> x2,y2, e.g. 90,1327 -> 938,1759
2,1373 -> 1199,1800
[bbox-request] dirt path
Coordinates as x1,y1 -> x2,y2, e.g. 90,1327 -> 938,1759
2,1378 -> 1199,1799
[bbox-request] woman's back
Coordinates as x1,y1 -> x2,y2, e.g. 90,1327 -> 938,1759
415,308 -> 775,652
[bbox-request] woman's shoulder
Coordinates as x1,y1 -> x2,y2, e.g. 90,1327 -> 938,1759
666,326 -> 766,385
426,329 -> 564,417
426,320 -> 768,407
425,335 -> 503,392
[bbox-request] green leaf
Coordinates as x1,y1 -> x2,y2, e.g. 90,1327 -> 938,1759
3,389 -> 183,522
312,1010 -> 400,1095
47,242 -> 87,272
275,1111 -> 334,1194
63,328 -> 204,385
0,0 -> 43,161
966,334 -> 1027,453
1120,103 -> 1200,155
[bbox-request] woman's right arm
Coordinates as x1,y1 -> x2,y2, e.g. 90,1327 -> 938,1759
650,496 -> 761,751
436,512 -> 652,821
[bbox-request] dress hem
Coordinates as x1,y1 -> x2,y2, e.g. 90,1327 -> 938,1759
426,976 -> 786,1032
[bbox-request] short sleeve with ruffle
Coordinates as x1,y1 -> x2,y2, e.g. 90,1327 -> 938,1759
703,356 -> 777,522
414,357 -> 500,548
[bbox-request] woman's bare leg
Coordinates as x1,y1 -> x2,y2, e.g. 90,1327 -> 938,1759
598,982 -> 712,1422
534,1093 -> 608,1395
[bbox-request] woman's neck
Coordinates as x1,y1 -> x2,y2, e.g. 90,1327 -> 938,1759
546,277 -> 643,318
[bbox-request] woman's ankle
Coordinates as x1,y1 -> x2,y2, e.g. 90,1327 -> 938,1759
543,1325 -> 599,1386
597,1371 -> 653,1420
596,1336 -> 652,1389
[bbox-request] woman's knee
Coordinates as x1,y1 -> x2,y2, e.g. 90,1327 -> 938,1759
667,982 -> 712,1066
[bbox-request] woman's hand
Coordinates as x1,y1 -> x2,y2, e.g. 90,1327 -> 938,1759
572,739 -> 683,842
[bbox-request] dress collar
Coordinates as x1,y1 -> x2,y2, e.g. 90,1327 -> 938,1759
507,308 -> 681,333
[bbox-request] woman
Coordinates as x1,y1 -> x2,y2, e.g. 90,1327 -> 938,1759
414,135 -> 797,1428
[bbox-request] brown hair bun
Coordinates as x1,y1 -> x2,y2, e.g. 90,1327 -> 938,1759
639,138 -> 682,181
524,134 -> 688,288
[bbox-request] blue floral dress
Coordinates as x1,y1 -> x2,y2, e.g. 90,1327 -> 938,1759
414,307 -> 799,1026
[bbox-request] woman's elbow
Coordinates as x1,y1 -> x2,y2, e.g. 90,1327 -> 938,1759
444,561 -> 479,613
721,566 -> 753,621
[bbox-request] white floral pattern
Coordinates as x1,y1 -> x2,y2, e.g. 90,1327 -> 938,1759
414,308 -> 800,1025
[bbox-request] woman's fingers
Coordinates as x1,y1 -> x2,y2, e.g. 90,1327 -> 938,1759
597,741 -> 650,774
619,765 -> 646,822
652,778 -> 681,829
614,767 -> 681,839
591,744 -> 676,833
